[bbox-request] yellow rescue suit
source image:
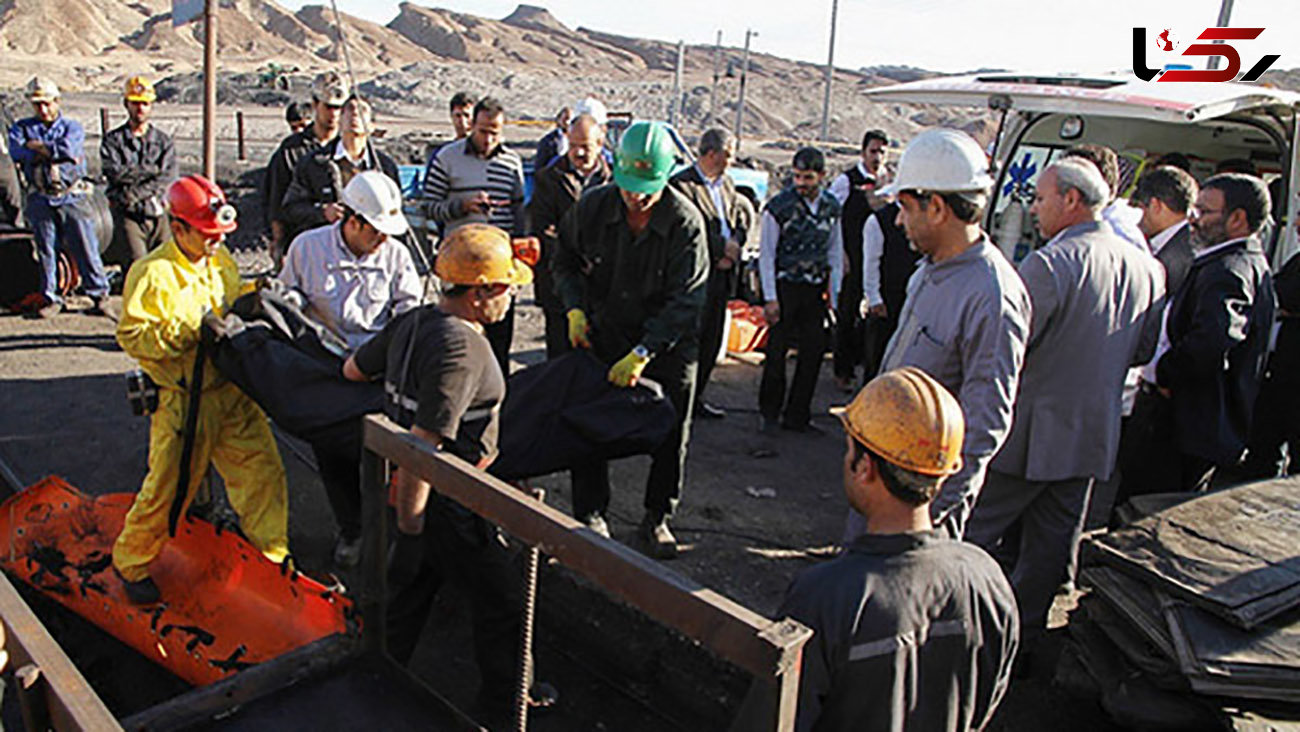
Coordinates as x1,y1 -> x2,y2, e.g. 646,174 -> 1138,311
113,239 -> 289,581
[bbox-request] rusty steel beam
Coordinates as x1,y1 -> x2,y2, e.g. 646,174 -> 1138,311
361,415 -> 812,688
0,573 -> 121,731
122,634 -> 356,731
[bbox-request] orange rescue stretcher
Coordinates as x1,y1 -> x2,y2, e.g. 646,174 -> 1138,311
0,476 -> 356,687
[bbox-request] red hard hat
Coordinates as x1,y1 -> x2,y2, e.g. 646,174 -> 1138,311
167,175 -> 237,236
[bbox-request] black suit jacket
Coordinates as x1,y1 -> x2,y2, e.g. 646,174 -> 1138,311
1155,221 -> 1195,298
669,166 -> 750,266
1156,237 -> 1276,464
281,140 -> 400,245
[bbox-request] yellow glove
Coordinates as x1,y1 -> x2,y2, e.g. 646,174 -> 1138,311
567,308 -> 592,349
608,349 -> 651,388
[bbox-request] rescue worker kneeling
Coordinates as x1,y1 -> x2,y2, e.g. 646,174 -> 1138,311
342,224 -> 556,716
113,175 -> 290,605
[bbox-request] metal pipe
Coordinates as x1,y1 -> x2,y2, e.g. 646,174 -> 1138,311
1206,0 -> 1235,70
236,110 -> 246,162
709,31 -> 721,127
820,0 -> 838,141
514,486 -> 545,732
202,0 -> 217,180
734,30 -> 756,143
671,40 -> 685,128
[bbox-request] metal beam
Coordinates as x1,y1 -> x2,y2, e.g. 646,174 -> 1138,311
121,634 -> 356,731
0,573 -> 121,731
361,415 -> 812,686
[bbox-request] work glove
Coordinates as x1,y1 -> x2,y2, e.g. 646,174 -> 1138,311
567,308 -> 592,349
387,530 -> 425,592
608,349 -> 651,388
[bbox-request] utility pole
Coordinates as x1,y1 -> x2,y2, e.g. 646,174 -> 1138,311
202,0 -> 217,180
820,0 -> 838,141
734,29 -> 756,142
671,40 -> 685,127
709,30 -> 721,127
1206,0 -> 1235,71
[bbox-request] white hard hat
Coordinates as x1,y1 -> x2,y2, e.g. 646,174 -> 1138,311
573,97 -> 608,126
27,77 -> 60,102
878,128 -> 994,197
341,171 -> 408,237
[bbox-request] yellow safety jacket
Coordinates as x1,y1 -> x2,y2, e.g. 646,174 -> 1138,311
116,239 -> 244,391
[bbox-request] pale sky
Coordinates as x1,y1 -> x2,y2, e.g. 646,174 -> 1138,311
284,0 -> 1300,74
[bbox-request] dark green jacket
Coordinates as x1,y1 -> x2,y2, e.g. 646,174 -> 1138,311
552,183 -> 709,362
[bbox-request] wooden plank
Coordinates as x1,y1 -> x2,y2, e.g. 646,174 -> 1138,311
122,634 -> 357,731
0,572 -> 122,731
362,415 -> 812,680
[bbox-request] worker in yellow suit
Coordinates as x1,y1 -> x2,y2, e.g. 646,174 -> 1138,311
113,174 -> 289,605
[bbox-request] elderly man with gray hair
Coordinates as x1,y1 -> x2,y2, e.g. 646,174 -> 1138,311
965,156 -> 1165,663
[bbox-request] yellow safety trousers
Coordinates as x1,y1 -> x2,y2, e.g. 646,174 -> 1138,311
113,381 -> 290,581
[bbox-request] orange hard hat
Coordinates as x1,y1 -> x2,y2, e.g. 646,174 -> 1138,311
835,367 -> 964,477
167,175 -> 237,237
434,224 -> 533,287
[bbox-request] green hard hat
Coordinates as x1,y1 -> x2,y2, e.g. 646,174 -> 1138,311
614,121 -> 677,195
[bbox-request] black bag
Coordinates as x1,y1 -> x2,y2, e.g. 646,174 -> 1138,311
0,227 -> 43,311
489,351 -> 677,481
205,287 -> 383,443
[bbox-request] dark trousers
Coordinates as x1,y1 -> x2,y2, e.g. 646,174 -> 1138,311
1116,387 -> 1216,508
27,192 -> 108,302
862,311 -> 902,381
311,441 -> 361,541
571,352 -> 697,521
1235,367 -> 1299,480
485,300 -> 516,375
833,271 -> 863,382
965,471 -> 1093,643
386,497 -> 523,700
110,210 -> 166,265
759,281 -> 827,426
541,304 -> 570,361
694,266 -> 734,403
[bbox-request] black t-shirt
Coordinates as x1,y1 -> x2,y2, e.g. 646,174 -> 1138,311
352,305 -> 505,467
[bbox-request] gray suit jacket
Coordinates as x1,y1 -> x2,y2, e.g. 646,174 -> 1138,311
992,220 -> 1165,482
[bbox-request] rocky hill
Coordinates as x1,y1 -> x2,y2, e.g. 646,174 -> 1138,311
9,0 -> 1294,144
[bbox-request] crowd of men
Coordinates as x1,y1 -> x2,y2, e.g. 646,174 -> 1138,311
8,67 -> 1297,731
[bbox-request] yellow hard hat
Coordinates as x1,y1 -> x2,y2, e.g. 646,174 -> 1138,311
434,224 -> 534,287
124,76 -> 156,103
835,367 -> 964,476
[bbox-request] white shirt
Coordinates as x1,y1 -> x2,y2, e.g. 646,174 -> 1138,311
695,163 -> 731,240
759,194 -> 843,303
333,140 -> 367,167
861,214 -> 886,307
278,222 -> 422,352
828,161 -> 874,206
1105,200 -> 1148,252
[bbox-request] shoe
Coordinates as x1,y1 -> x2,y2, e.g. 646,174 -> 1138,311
759,416 -> 781,435
781,420 -> 824,435
35,302 -> 61,319
115,569 -> 161,605
88,296 -> 118,320
333,533 -> 362,568
583,514 -> 611,539
640,514 -> 678,559
696,400 -> 726,419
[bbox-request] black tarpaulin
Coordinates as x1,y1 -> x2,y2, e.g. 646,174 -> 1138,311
1086,476 -> 1300,629
489,351 -> 676,481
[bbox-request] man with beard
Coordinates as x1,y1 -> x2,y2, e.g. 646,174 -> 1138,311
101,75 -> 177,264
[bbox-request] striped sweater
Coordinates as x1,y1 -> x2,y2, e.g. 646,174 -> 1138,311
422,136 -> 526,235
